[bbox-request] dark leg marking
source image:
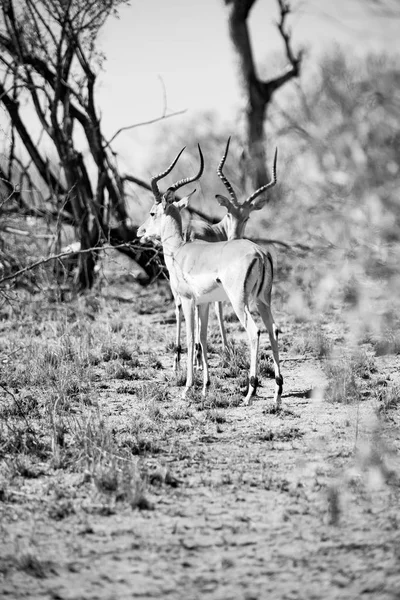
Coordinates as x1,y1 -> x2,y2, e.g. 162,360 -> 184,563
195,342 -> 202,365
256,259 -> 266,297
175,345 -> 182,362
275,374 -> 283,395
267,252 -> 274,279
249,376 -> 259,396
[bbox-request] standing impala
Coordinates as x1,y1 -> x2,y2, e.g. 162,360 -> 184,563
137,146 -> 283,408
184,137 -> 278,367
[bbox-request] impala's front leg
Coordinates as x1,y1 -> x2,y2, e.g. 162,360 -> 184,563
181,297 -> 195,398
194,305 -> 203,370
198,303 -> 210,395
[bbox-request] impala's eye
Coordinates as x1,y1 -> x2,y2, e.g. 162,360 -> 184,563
150,211 -> 155,217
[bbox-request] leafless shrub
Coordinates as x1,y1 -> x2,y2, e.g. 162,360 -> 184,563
376,384 -> 400,414
324,348 -> 377,403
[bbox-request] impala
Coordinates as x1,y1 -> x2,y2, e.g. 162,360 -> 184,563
185,137 -> 278,368
137,146 -> 283,408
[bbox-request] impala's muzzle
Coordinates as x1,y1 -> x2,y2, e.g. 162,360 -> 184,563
137,223 -> 160,245
137,224 -> 147,242
137,228 -> 161,245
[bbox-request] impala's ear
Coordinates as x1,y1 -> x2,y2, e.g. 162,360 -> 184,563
251,196 -> 267,211
175,188 -> 196,211
162,189 -> 175,208
215,194 -> 231,210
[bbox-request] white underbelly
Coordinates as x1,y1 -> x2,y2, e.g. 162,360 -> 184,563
176,272 -> 229,304
195,286 -> 229,304
172,267 -> 231,304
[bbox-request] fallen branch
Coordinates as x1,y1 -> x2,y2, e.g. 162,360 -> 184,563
1,225 -> 53,239
5,489 -> 50,503
0,242 -> 160,286
281,355 -> 316,362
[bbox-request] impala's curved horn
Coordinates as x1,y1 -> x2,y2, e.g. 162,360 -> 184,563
168,144 -> 204,194
245,148 -> 278,206
150,146 -> 186,202
216,137 -> 239,206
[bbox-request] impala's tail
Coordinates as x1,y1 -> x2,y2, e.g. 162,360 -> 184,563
247,250 -> 273,302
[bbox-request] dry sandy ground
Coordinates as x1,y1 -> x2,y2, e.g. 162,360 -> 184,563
1,289 -> 400,600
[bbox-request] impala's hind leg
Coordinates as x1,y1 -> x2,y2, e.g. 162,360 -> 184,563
214,301 -> 228,349
257,300 -> 283,409
174,299 -> 182,371
228,296 -> 260,405
194,305 -> 203,370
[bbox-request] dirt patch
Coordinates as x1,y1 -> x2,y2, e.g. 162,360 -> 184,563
1,286 -> 400,600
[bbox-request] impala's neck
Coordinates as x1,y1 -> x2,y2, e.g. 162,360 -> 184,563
161,203 -> 185,254
212,214 -> 246,241
210,216 -> 230,241
188,215 -> 230,243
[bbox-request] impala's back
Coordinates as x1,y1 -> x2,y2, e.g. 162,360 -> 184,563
172,238 -> 273,305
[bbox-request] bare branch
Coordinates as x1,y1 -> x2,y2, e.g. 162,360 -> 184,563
263,0 -> 303,94
224,0 -> 303,188
275,0 -> 301,70
106,109 -> 187,148
0,177 -> 20,208
0,80 -> 66,195
122,174 -> 151,191
0,0 -> 164,287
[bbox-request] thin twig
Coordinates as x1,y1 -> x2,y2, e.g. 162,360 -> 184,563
281,355 -> 315,362
105,109 -> 187,148
275,0 -> 303,70
0,178 -> 20,208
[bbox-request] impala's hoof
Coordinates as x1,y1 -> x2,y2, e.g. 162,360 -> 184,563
243,394 -> 254,406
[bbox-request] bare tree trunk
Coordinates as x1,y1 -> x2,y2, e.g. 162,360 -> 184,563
225,0 -> 302,189
0,0 -> 164,291
246,99 -> 268,189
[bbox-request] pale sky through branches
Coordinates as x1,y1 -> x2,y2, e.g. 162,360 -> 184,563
95,0 -> 399,170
